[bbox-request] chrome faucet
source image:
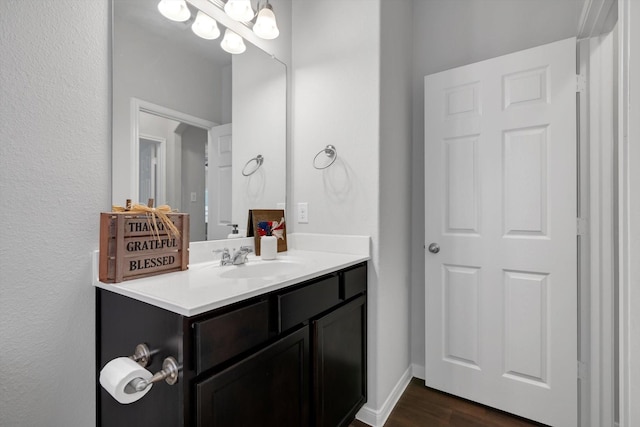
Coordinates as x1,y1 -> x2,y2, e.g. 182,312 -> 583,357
215,246 -> 253,266
231,246 -> 253,265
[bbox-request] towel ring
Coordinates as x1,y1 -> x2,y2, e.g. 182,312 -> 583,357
242,155 -> 264,176
313,145 -> 337,170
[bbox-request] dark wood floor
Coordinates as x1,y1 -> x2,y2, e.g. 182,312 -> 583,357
349,378 -> 548,427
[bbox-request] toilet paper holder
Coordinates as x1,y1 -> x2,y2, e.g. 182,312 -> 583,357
127,343 -> 180,391
130,343 -> 153,368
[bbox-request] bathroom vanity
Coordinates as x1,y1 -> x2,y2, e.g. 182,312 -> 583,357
95,244 -> 368,427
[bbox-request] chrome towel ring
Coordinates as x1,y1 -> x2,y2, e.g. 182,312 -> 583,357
242,154 -> 264,176
313,145 -> 337,170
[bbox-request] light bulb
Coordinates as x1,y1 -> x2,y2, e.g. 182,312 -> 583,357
192,11 -> 220,40
157,0 -> 190,22
224,0 -> 254,22
253,4 -> 279,40
220,29 -> 246,54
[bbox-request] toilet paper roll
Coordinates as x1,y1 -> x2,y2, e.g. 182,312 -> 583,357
99,357 -> 153,404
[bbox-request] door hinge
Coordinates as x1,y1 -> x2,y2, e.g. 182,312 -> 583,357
577,218 -> 588,236
578,361 -> 588,380
576,74 -> 587,93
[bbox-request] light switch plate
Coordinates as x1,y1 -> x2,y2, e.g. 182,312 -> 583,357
297,202 -> 308,223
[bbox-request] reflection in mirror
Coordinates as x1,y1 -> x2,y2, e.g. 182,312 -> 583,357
112,0 -> 286,242
136,104 -> 222,242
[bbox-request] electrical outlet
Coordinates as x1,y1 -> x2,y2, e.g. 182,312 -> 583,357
297,202 -> 308,223
191,192 -> 197,202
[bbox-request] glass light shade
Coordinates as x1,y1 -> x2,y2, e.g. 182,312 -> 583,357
157,0 -> 191,22
224,0 -> 254,22
192,11 -> 220,40
220,29 -> 246,54
253,5 -> 279,40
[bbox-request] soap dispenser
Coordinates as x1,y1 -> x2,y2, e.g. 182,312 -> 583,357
227,224 -> 242,239
260,231 -> 277,260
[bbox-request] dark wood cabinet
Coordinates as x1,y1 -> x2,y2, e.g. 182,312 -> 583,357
193,298 -> 272,374
97,290 -> 184,427
313,295 -> 367,427
196,326 -> 310,427
96,262 -> 367,427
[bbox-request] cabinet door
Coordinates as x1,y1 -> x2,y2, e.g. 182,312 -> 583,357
196,326 -> 310,427
313,295 -> 367,427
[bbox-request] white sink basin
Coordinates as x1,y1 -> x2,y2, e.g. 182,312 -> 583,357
219,259 -> 305,279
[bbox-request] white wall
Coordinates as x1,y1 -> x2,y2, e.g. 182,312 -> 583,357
292,0 -> 413,422
291,0 -> 382,409
0,1 -> 110,425
410,0 -> 584,369
232,45 -> 287,230
378,0 -> 414,411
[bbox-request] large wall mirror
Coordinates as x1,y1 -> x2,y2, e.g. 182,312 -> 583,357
112,0 -> 286,242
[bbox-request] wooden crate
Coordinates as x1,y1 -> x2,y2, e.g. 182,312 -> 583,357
99,212 -> 189,283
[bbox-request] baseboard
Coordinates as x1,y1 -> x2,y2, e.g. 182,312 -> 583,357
355,366 -> 413,427
411,363 -> 425,380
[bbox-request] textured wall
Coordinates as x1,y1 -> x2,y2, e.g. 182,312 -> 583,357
0,1 -> 110,425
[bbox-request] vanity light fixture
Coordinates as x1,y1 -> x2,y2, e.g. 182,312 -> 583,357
220,28 -> 246,54
157,0 -> 191,22
224,0 -> 254,22
158,0 -> 281,54
253,1 -> 279,40
191,11 -> 221,40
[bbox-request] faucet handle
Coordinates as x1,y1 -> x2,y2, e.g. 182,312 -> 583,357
214,248 -> 232,266
213,248 -> 230,258
238,246 -> 253,253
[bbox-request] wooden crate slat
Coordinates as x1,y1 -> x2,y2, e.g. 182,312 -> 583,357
99,212 -> 190,283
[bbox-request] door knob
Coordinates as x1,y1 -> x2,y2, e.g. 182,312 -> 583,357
428,243 -> 440,254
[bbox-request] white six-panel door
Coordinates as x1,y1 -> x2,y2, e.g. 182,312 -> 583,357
424,37 -> 577,426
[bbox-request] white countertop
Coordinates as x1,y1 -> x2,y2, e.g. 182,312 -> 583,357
93,234 -> 370,317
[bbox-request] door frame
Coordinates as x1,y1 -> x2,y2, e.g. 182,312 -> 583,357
580,34 -> 616,427
129,98 -> 217,204
616,0 -> 639,425
577,1 -> 618,425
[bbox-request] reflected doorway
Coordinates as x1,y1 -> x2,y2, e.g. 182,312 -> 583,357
138,135 -> 165,206
134,101 -> 230,242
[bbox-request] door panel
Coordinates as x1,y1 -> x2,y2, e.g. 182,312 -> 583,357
424,37 -> 577,427
445,136 -> 479,233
